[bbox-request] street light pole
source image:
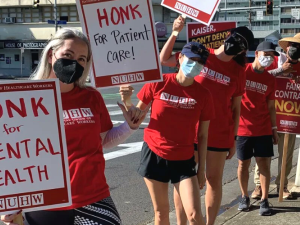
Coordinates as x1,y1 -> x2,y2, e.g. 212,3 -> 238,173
54,0 -> 58,32
249,0 -> 252,30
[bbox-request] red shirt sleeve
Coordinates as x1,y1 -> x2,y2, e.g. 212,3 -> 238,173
200,90 -> 215,121
267,77 -> 276,100
233,67 -> 246,97
175,52 -> 181,61
97,91 -> 113,133
137,83 -> 155,105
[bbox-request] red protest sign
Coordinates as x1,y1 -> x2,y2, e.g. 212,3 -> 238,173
187,21 -> 237,49
0,80 -> 71,214
275,77 -> 300,134
161,0 -> 221,25
76,0 -> 162,88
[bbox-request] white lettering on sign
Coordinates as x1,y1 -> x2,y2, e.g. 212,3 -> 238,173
175,2 -> 199,17
111,73 -> 144,85
0,193 -> 44,210
191,25 -> 216,36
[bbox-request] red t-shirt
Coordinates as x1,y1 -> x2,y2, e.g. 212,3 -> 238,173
238,64 -> 276,136
137,73 -> 215,161
194,48 -> 246,148
59,86 -> 113,210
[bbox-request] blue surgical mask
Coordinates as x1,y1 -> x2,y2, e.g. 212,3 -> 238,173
180,57 -> 203,78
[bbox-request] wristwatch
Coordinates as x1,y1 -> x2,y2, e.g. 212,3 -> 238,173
234,135 -> 239,141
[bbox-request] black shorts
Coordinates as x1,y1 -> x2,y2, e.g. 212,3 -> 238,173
138,142 -> 196,184
194,143 -> 198,151
237,135 -> 274,160
207,146 -> 230,152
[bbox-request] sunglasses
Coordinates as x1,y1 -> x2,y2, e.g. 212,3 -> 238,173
189,44 -> 210,64
290,42 -> 300,49
230,32 -> 248,50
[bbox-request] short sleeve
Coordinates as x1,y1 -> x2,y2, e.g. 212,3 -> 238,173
267,77 -> 276,100
233,67 -> 246,97
96,91 -> 113,133
137,83 -> 155,105
200,90 -> 215,121
175,52 -> 181,61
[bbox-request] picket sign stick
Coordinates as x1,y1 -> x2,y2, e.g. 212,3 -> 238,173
279,133 -> 289,202
13,214 -> 24,225
172,14 -> 186,36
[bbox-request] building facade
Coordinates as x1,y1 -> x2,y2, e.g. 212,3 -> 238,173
0,0 -> 297,77
218,0 -> 300,38
0,0 -> 188,77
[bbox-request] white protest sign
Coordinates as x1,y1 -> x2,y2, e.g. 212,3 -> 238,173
76,0 -> 163,88
291,9 -> 300,20
0,80 -> 71,214
161,0 -> 221,26
257,11 -> 264,20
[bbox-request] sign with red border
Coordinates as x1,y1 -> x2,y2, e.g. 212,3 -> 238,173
275,77 -> 300,134
187,21 -> 236,48
0,80 -> 71,214
161,0 -> 221,26
76,0 -> 163,88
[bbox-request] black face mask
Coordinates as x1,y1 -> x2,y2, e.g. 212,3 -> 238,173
224,36 -> 245,56
53,58 -> 84,84
288,46 -> 300,61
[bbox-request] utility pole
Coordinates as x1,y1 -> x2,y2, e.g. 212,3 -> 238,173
249,0 -> 252,30
54,0 -> 58,32
225,0 -> 227,20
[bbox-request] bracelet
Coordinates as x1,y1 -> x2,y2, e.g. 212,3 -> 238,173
272,126 -> 278,130
172,31 -> 179,37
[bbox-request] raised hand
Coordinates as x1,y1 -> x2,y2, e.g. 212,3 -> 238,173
118,102 -> 151,130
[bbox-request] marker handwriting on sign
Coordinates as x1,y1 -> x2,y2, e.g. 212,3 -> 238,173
0,97 -> 49,118
0,137 -> 60,186
97,4 -> 142,28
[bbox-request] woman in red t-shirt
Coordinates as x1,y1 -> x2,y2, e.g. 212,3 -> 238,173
1,28 -> 149,225
122,42 -> 214,225
160,17 -> 254,225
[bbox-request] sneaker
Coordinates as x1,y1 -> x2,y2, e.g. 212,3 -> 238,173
238,196 -> 250,211
251,186 -> 262,199
259,199 -> 272,216
277,187 -> 293,199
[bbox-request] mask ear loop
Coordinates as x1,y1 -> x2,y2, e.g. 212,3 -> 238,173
235,32 -> 248,50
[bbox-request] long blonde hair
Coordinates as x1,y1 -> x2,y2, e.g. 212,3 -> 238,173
31,28 -> 92,88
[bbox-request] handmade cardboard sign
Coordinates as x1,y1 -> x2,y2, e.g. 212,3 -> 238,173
161,0 -> 221,25
187,21 -> 236,48
0,80 -> 71,214
76,0 -> 162,88
275,77 -> 300,134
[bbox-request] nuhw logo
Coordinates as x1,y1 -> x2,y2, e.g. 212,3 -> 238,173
201,67 -> 230,85
246,80 -> 267,93
63,108 -> 93,119
160,92 -> 196,106
111,73 -> 144,85
0,193 -> 44,210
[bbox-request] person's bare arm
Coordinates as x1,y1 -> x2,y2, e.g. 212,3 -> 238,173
267,99 -> 279,144
160,16 -> 185,67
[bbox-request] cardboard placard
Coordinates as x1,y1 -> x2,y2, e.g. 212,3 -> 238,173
0,80 -> 71,214
275,78 -> 300,134
186,21 -> 236,48
76,0 -> 162,88
161,0 -> 221,26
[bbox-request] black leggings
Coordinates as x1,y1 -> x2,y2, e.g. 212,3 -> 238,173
24,196 -> 121,225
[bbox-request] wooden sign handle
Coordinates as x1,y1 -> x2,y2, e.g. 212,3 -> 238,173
279,133 -> 289,202
13,213 -> 24,225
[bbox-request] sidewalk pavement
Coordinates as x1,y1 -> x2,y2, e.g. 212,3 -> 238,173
216,166 -> 300,225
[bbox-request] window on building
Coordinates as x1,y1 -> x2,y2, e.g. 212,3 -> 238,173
153,5 -> 163,22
